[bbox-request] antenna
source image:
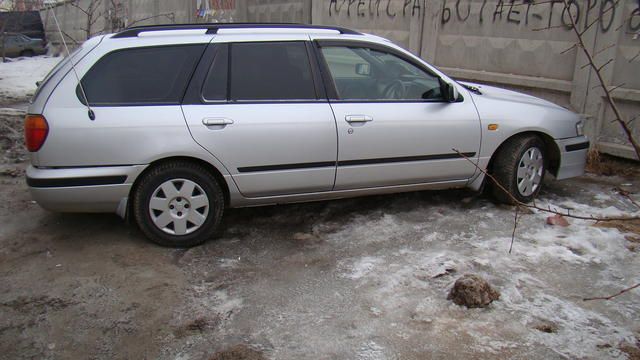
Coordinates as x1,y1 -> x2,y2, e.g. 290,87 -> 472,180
49,6 -> 95,121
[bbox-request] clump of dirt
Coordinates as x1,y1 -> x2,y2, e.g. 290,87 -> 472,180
208,344 -> 267,360
586,150 -> 640,178
0,109 -> 27,165
532,319 -> 559,333
595,219 -> 640,236
2,295 -> 77,314
0,166 -> 24,177
619,340 -> 640,360
173,316 -> 219,338
447,274 -> 500,308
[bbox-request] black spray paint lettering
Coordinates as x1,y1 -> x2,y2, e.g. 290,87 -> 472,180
630,0 -> 640,31
560,0 -> 579,29
329,0 -> 426,17
439,0 -> 635,33
598,0 -> 615,32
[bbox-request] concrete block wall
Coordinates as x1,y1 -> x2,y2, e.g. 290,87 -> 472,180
40,0 -> 640,159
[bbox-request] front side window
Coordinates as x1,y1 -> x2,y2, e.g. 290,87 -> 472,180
320,46 -> 443,101
80,44 -> 205,106
227,41 -> 316,101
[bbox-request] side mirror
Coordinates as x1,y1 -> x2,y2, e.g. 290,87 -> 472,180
441,80 -> 459,103
355,63 -> 370,76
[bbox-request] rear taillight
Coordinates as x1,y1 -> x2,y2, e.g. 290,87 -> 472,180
24,114 -> 49,152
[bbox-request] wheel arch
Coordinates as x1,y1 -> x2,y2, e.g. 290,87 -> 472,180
487,131 -> 560,178
126,156 -> 230,222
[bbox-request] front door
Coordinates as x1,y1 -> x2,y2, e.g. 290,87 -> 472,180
316,42 -> 481,190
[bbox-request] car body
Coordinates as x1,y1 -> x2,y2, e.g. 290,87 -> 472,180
1,32 -> 46,57
25,24 -> 588,246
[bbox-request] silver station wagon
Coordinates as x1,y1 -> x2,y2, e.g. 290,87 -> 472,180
25,23 -> 589,247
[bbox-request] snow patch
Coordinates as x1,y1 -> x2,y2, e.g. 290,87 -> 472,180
356,341 -> 386,360
342,256 -> 385,280
0,56 -> 61,101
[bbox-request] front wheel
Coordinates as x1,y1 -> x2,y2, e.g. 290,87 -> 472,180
490,135 -> 546,204
132,162 -> 224,247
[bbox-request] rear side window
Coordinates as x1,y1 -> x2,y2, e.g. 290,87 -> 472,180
202,45 -> 228,101
227,42 -> 316,101
79,44 -> 205,106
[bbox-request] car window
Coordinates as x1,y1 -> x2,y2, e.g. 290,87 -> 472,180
79,44 -> 205,106
4,35 -> 17,45
320,46 -> 443,101
228,41 -> 316,101
202,45 -> 228,101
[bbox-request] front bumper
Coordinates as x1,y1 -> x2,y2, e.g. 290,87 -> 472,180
26,165 -> 147,214
554,136 -> 589,180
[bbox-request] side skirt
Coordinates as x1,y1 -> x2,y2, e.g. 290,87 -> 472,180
227,179 -> 469,208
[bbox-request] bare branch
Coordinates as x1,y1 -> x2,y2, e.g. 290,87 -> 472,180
510,206 -> 519,254
614,187 -> 640,209
592,44 -> 616,58
607,83 -> 626,93
558,0 -> 640,160
597,58 -> 614,71
452,149 -> 640,222
127,13 -> 176,28
532,24 -> 566,32
69,2 -> 90,16
560,43 -> 577,55
591,83 -> 625,92
583,283 -> 640,301
577,0 -> 619,36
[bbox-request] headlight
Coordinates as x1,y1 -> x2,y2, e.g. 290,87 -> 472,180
575,119 -> 584,136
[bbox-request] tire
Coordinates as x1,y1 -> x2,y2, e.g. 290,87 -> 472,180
20,50 -> 34,57
132,162 -> 224,247
490,135 -> 546,204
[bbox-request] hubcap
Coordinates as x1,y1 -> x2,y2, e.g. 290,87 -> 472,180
149,179 -> 209,235
516,147 -> 544,197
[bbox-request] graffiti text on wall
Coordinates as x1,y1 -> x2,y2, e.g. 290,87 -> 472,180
328,0 -> 428,18
441,0 -> 640,33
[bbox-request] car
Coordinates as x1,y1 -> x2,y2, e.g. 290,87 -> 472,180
25,23 -> 589,247
1,32 -> 46,57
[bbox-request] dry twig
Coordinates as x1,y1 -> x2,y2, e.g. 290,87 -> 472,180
560,0 -> 640,160
583,283 -> 640,301
453,149 -> 640,222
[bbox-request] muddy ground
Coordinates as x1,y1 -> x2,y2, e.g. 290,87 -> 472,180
1,103 -> 640,359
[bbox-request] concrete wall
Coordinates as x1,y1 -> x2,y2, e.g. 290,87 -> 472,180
40,0 -> 640,159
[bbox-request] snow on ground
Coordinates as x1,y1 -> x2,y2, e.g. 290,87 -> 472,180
0,56 -> 62,103
326,180 -> 640,359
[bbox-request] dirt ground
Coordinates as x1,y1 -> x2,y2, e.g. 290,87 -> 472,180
1,98 -> 640,359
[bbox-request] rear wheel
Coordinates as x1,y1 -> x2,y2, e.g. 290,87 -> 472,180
20,50 -> 34,57
132,162 -> 224,247
490,135 -> 546,204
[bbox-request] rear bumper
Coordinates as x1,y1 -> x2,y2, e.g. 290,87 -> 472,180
555,136 -> 589,180
26,165 -> 147,213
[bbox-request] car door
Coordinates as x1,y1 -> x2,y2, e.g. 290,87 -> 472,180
3,35 -> 19,57
315,40 -> 481,190
181,40 -> 338,198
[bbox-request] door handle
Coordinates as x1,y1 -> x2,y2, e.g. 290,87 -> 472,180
202,117 -> 234,126
345,115 -> 373,123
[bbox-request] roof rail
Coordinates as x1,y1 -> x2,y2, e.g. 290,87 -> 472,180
111,23 -> 361,38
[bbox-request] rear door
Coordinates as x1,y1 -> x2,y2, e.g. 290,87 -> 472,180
182,38 -> 338,197
315,40 -> 481,190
